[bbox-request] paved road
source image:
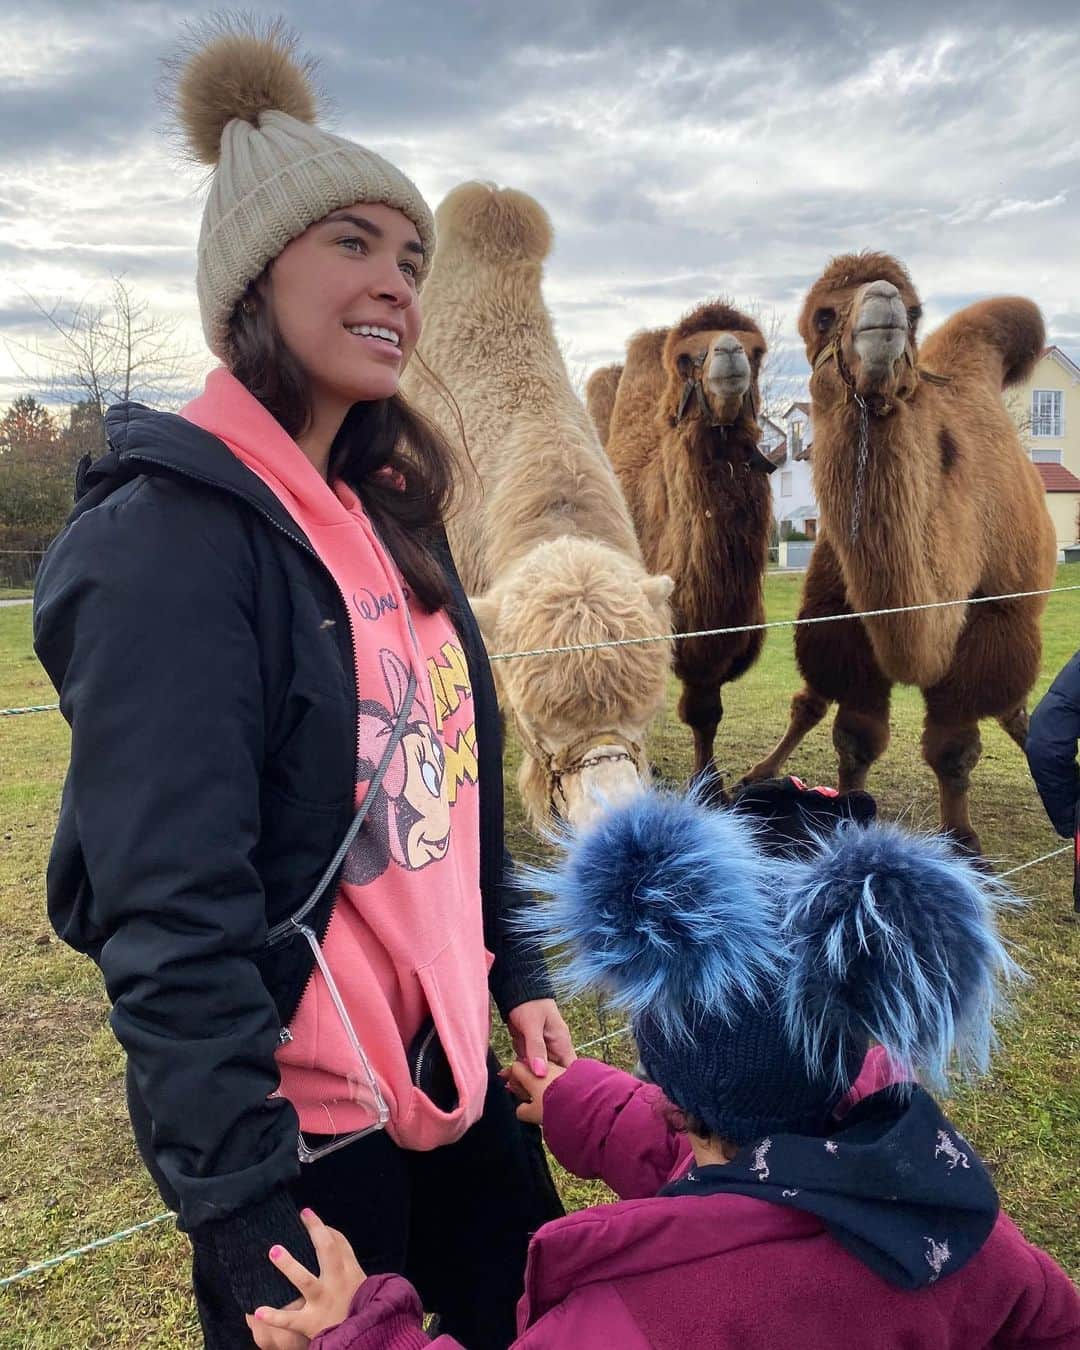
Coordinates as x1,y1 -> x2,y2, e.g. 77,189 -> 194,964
0,597 -> 33,608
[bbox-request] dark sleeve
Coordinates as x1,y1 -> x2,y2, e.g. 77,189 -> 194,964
487,848 -> 556,1020
1025,651 -> 1080,838
33,479 -> 315,1309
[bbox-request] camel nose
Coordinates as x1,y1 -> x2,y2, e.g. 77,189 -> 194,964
707,336 -> 750,390
865,280 -> 899,301
712,333 -> 743,356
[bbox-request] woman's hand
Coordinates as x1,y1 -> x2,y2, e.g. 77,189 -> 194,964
500,1058 -> 568,1126
245,1210 -> 366,1347
504,998 -> 575,1078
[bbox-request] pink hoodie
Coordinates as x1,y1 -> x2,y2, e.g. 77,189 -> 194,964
183,369 -> 490,1151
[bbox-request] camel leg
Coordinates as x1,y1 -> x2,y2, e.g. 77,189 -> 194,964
833,694 -> 891,793
678,682 -> 722,780
741,687 -> 830,784
997,704 -> 1029,751
922,715 -> 983,856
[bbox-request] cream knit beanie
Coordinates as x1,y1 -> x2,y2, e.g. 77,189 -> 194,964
172,17 -> 436,358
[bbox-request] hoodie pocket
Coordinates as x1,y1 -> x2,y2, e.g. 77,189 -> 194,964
389,940 -> 493,1151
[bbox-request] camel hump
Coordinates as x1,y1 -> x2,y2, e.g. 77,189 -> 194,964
625,327 -> 669,368
586,364 -> 624,447
435,181 -> 553,264
940,297 -> 1046,389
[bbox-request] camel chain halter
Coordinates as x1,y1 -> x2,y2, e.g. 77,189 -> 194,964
812,303 -> 952,543
509,711 -> 645,818
673,351 -> 777,476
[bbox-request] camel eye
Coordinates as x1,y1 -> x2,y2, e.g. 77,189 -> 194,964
814,307 -> 835,334
907,305 -> 922,327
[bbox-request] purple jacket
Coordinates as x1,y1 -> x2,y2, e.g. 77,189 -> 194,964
312,1057 -> 1080,1350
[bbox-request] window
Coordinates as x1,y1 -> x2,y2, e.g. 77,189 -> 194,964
781,471 -> 793,498
1031,390 -> 1063,438
805,518 -> 817,540
1031,448 -> 1063,464
789,423 -> 802,453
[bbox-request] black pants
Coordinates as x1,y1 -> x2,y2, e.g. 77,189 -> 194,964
131,1056 -> 563,1350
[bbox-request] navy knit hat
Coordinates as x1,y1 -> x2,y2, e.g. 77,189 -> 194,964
516,782 -> 1020,1146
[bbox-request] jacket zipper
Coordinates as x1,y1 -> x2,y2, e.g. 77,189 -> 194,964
127,452 -> 361,1004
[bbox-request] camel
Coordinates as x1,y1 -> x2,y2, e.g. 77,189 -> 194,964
744,252 -> 1057,853
603,303 -> 775,781
585,363 -> 622,448
401,182 -> 673,830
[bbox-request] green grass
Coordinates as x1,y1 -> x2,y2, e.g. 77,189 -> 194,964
1,572 -> 1078,1346
0,589 -> 33,601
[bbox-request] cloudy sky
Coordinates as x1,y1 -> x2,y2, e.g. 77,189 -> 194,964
1,0 -> 1077,414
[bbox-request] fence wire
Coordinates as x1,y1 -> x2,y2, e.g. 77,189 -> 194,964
3,583 -> 1079,718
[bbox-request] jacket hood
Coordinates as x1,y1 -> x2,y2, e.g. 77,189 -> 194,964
85,400 -> 313,550
661,1085 -> 999,1290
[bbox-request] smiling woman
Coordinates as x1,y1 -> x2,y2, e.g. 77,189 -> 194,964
30,14 -> 569,1350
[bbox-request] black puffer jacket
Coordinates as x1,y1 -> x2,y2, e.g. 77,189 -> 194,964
33,401 -> 552,1305
1026,650 -> 1080,840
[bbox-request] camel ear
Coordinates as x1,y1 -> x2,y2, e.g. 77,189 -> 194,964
468,592 -> 501,643
642,573 -> 674,612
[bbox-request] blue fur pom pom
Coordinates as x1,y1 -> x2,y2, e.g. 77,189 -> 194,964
780,821 -> 1024,1090
514,790 -> 780,1039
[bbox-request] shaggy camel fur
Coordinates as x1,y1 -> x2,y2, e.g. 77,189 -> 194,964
745,252 -> 1057,853
401,182 -> 673,829
585,363 -> 623,448
604,303 -> 774,779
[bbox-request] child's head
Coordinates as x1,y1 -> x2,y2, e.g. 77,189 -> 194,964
518,779 -> 1021,1144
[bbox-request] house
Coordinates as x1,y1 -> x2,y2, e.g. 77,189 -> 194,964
1007,346 -> 1080,554
770,401 -> 819,539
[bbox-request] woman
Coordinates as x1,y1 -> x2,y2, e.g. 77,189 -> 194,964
33,19 -> 569,1350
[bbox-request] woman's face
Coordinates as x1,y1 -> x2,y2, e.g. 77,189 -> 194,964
267,201 -> 424,416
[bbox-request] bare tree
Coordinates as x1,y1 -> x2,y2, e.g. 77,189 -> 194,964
747,303 -> 802,423
8,277 -> 200,414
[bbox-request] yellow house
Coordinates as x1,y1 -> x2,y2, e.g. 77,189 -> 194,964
1008,347 -> 1080,554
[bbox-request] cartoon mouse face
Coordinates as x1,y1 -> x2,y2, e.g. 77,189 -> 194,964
343,649 -> 456,885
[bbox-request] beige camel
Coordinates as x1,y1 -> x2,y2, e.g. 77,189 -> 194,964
402,182 -> 672,829
603,303 -> 774,780
745,252 -> 1057,852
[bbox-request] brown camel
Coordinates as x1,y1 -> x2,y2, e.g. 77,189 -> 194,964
745,252 -> 1057,853
585,363 -> 623,448
605,303 -> 775,779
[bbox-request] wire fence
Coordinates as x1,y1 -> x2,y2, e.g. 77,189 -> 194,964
3,582 -> 1079,718
2,580 -> 1076,1290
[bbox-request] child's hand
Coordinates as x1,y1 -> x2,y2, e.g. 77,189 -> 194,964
500,1058 -> 568,1125
245,1209 -> 366,1347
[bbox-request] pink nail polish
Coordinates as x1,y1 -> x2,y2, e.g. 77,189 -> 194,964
269,1245 -> 283,1260
531,1058 -> 548,1076
254,1309 -> 266,1321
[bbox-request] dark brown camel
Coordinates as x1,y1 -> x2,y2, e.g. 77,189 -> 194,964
744,252 -> 1057,853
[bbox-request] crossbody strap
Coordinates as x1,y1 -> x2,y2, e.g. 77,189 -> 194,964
265,669 -> 418,946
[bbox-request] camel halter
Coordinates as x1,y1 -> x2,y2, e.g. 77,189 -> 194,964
811,304 -> 951,543
673,351 -> 777,476
510,711 -> 645,818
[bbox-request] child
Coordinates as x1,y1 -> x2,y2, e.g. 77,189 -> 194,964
250,785 -> 1080,1348
1026,649 -> 1080,914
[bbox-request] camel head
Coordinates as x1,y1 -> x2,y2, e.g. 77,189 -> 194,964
662,301 -> 765,437
469,537 -> 673,831
800,252 -> 923,408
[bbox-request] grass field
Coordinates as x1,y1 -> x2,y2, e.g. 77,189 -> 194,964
1,569 -> 1078,1347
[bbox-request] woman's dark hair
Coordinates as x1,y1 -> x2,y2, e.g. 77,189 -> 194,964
226,282 -> 457,612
